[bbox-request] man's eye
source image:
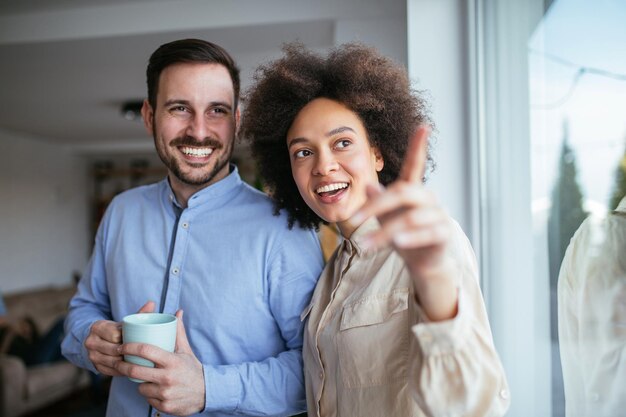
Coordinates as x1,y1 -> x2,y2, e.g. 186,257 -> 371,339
209,107 -> 227,115
170,106 -> 188,113
336,139 -> 351,149
295,149 -> 312,158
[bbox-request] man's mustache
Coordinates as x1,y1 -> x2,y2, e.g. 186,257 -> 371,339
170,136 -> 223,149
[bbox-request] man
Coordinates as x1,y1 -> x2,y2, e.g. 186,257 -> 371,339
61,39 -> 323,417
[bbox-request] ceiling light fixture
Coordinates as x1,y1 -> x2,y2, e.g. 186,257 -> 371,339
121,100 -> 144,121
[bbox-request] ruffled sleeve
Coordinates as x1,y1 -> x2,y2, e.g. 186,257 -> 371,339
409,221 -> 510,417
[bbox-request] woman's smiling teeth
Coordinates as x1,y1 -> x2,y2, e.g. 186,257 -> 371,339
181,146 -> 214,157
316,182 -> 349,195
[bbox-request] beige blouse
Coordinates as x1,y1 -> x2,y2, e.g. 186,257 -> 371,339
301,218 -> 510,417
558,197 -> 626,417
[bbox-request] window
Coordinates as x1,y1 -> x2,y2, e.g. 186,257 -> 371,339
473,0 -> 626,416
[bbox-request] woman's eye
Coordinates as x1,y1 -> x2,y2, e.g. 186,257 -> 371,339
336,139 -> 351,149
295,149 -> 312,158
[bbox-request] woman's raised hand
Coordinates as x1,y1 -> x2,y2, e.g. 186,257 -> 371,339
353,126 -> 458,320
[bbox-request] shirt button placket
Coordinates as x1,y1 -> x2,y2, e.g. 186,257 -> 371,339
173,219 -> 188,279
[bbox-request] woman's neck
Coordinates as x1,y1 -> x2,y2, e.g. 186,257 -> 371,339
337,215 -> 367,239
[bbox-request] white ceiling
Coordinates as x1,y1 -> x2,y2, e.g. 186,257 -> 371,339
0,0 -> 153,14
0,0 -> 406,152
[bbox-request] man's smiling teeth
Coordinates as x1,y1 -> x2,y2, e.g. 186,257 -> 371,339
181,147 -> 213,157
316,183 -> 348,194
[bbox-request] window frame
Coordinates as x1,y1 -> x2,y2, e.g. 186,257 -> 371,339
466,0 -> 550,416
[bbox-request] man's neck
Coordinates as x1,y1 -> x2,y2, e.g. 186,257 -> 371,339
167,164 -> 233,208
168,177 -> 207,208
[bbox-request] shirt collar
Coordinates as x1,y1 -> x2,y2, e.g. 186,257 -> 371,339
342,217 -> 381,257
616,196 -> 626,213
160,164 -> 243,210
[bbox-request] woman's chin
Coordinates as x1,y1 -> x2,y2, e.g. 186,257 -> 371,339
311,203 -> 362,229
315,210 -> 350,226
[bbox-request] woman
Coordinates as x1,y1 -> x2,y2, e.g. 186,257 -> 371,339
243,43 -> 509,417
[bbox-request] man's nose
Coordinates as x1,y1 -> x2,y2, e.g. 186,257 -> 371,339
186,114 -> 211,140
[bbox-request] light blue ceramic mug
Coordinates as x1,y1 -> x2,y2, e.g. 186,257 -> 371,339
122,312 -> 177,382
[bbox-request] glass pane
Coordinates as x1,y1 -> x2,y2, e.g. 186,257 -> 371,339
529,1 -> 626,415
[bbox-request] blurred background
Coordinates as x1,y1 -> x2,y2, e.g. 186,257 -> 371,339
1,0 -> 624,416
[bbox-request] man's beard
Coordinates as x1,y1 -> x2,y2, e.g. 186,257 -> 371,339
155,134 -> 234,186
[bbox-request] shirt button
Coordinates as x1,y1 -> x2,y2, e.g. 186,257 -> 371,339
172,267 -> 179,275
181,222 -> 189,229
500,389 -> 509,400
155,413 -> 161,417
589,392 -> 600,402
319,372 -> 323,379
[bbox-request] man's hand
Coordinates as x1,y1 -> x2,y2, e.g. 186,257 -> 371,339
84,301 -> 155,376
116,310 -> 205,416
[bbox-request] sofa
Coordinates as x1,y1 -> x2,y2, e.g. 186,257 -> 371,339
0,285 -> 91,417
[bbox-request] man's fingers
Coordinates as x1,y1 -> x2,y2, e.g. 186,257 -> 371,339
399,125 -> 430,183
137,301 -> 156,314
116,359 -> 161,383
85,337 -> 123,357
147,398 -> 170,415
91,320 -> 122,344
119,342 -> 171,367
95,363 -> 124,377
137,381 -> 165,400
89,346 -> 123,367
174,310 -> 193,354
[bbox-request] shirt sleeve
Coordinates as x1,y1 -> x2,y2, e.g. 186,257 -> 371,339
61,213 -> 113,374
201,228 -> 323,415
559,216 -> 626,417
557,230 -> 585,416
408,222 -> 510,417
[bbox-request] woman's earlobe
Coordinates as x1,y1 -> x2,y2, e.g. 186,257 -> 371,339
375,149 -> 384,172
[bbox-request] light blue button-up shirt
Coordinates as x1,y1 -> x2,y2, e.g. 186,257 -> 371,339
62,166 -> 323,417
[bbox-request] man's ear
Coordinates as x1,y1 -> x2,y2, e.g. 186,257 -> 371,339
141,99 -> 154,135
234,106 -> 241,134
374,147 -> 384,172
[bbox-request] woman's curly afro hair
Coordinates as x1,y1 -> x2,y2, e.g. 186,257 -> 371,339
242,42 -> 433,230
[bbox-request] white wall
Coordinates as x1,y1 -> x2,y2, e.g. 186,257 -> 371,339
407,0 -> 471,236
0,0 -> 409,295
0,128 -> 89,293
334,16 -> 408,66
0,0 -> 407,45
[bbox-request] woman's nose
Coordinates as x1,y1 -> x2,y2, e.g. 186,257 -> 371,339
313,151 -> 339,176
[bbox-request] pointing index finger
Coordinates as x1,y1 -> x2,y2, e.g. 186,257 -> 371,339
399,125 -> 430,183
